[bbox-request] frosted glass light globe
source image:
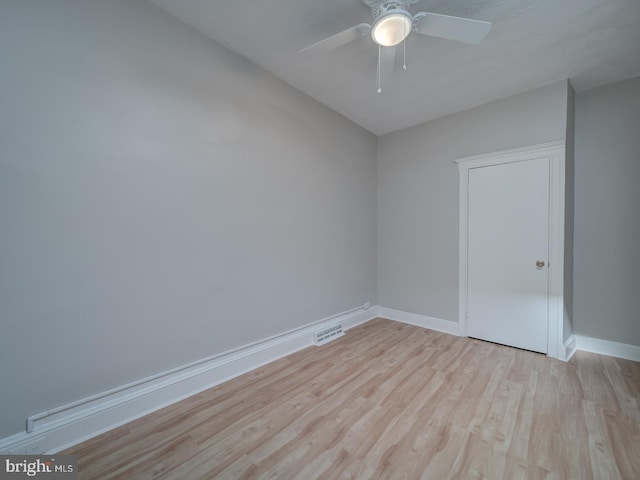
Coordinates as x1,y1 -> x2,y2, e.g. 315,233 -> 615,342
372,12 -> 412,46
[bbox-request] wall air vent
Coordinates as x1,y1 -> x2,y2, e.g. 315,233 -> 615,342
312,323 -> 344,346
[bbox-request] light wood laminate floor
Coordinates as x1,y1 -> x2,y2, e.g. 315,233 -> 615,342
65,318 -> 640,479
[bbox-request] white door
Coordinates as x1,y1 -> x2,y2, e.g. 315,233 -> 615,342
467,157 -> 549,353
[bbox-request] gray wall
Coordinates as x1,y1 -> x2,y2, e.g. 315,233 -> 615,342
574,76 -> 640,345
564,83 -> 575,341
0,0 -> 377,438
377,81 -> 569,321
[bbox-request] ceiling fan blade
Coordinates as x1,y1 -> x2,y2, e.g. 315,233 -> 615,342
413,12 -> 491,45
299,23 -> 371,54
379,46 -> 396,86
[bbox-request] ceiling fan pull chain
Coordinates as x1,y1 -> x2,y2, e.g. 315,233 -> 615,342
403,20 -> 407,70
377,44 -> 382,93
403,40 -> 407,70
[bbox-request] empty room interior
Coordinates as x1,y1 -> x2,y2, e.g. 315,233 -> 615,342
1,0 -> 640,478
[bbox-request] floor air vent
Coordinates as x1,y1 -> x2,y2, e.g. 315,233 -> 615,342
312,323 -> 344,346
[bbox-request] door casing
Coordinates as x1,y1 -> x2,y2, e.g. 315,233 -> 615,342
456,141 -> 566,359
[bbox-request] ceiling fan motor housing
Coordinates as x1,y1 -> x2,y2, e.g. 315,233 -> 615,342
363,0 -> 418,19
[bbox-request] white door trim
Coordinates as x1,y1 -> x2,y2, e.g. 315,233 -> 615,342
455,141 -> 566,359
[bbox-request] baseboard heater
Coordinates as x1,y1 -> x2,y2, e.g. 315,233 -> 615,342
312,323 -> 344,346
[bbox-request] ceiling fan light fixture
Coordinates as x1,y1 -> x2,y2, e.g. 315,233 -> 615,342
371,10 -> 412,46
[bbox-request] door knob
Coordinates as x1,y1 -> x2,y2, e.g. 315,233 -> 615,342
536,260 -> 545,268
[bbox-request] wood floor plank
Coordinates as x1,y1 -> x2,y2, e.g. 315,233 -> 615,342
64,319 -> 640,480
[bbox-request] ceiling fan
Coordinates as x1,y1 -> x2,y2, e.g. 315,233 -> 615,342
299,0 -> 492,92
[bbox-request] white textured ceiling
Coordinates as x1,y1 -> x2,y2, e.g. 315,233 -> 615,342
150,0 -> 640,135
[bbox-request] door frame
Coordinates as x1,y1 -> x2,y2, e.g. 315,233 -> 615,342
455,141 -> 566,359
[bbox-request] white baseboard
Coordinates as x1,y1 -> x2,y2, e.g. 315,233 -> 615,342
564,335 -> 577,362
376,308 -> 640,364
377,307 -> 460,336
0,304 -> 378,455
574,335 -> 640,362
